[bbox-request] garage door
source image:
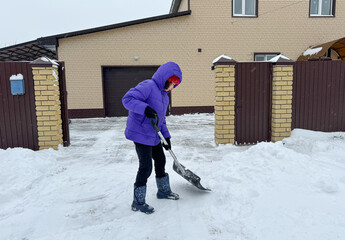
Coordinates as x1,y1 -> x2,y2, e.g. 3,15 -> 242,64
102,66 -> 159,117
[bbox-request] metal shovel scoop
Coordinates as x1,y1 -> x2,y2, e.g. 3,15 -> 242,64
150,115 -> 210,191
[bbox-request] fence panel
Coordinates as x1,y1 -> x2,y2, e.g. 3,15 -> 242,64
235,62 -> 272,144
293,61 -> 345,132
0,62 -> 39,150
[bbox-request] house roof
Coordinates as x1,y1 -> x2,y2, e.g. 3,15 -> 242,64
297,37 -> 345,61
0,10 -> 191,61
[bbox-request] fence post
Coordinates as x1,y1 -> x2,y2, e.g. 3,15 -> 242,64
213,56 -> 237,145
30,58 -> 63,150
271,62 -> 294,142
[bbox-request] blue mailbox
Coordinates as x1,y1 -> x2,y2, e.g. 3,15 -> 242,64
10,74 -> 25,95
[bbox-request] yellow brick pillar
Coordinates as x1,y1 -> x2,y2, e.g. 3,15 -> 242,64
31,58 -> 63,150
271,63 -> 294,142
213,56 -> 236,145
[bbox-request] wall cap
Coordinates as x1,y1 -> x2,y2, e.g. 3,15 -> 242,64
213,54 -> 237,65
30,57 -> 59,68
270,54 -> 294,65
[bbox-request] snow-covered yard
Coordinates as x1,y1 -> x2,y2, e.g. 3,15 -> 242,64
1,114 -> 345,240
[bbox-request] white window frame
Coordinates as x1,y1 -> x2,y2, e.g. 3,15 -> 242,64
254,53 -> 279,62
310,0 -> 334,17
233,0 -> 257,17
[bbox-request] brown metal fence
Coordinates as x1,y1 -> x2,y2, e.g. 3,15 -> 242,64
293,61 -> 345,132
0,62 -> 39,150
235,62 -> 272,144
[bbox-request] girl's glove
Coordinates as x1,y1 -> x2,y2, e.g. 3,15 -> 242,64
162,138 -> 171,150
145,106 -> 157,118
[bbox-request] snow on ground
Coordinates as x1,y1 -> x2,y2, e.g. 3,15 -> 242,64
1,113 -> 345,240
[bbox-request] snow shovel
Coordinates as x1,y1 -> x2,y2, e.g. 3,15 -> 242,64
150,115 -> 210,191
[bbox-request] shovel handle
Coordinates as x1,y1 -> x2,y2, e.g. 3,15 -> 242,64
150,115 -> 170,147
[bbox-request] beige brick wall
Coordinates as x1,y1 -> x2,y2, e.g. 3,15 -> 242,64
58,0 -> 345,111
214,64 -> 236,145
32,67 -> 63,150
271,65 -> 293,142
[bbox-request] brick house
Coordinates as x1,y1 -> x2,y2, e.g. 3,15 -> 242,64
1,0 -> 344,118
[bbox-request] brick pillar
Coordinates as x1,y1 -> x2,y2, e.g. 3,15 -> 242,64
213,57 -> 237,145
271,64 -> 294,142
31,58 -> 63,150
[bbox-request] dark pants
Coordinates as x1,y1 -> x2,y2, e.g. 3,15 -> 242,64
134,142 -> 166,187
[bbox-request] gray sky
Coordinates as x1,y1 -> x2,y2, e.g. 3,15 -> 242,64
0,0 -> 172,48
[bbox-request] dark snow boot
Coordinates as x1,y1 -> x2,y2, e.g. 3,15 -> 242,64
131,185 -> 154,214
156,174 -> 179,200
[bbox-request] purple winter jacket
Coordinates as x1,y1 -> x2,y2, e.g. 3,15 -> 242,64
122,62 -> 182,146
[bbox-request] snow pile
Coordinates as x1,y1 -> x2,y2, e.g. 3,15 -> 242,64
212,54 -> 233,64
40,57 -> 59,68
303,47 -> 323,56
9,73 -> 24,81
268,54 -> 291,62
0,114 -> 344,240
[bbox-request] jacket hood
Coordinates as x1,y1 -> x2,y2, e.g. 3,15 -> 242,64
152,62 -> 182,91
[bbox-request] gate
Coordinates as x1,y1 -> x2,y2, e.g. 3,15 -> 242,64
0,62 -> 39,150
293,61 -> 345,131
235,62 -> 272,144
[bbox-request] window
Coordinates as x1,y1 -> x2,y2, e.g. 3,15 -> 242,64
254,53 -> 280,62
233,0 -> 257,17
310,0 -> 335,16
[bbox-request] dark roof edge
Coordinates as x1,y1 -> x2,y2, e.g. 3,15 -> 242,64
170,0 -> 182,13
42,10 -> 191,43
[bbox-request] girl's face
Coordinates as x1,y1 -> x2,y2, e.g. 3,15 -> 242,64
165,82 -> 175,92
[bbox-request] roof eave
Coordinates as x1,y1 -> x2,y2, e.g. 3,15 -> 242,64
169,0 -> 182,13
44,10 -> 191,42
